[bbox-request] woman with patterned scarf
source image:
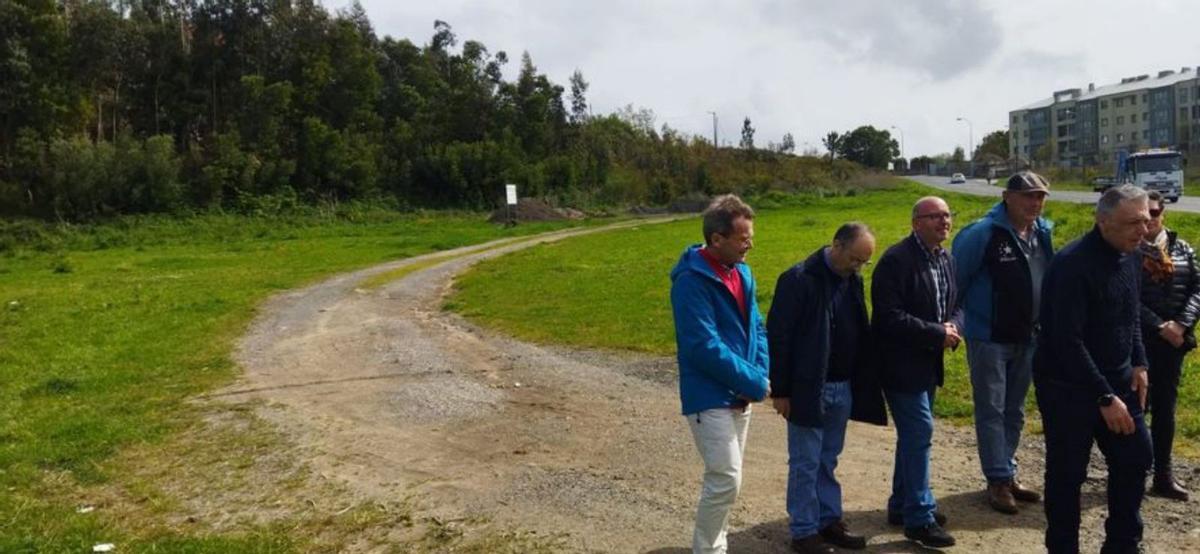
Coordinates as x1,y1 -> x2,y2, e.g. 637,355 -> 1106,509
1138,191 -> 1200,501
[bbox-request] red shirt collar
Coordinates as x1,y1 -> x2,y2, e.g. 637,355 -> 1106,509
699,247 -> 735,275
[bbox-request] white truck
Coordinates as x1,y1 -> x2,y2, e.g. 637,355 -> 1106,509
1120,149 -> 1185,203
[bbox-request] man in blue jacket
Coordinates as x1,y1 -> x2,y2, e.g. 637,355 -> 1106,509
768,222 -> 887,554
670,194 -> 770,554
952,171 -> 1053,514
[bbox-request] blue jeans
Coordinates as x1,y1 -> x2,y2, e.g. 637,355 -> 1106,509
786,381 -> 852,538
885,388 -> 938,528
1036,381 -> 1152,554
967,339 -> 1034,484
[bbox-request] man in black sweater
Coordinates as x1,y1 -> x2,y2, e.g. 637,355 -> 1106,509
1034,185 -> 1153,554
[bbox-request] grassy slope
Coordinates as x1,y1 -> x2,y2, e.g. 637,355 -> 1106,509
0,211 -> 592,552
447,182 -> 1200,443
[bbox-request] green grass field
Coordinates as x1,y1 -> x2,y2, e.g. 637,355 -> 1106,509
0,209 -> 593,552
447,182 -> 1200,446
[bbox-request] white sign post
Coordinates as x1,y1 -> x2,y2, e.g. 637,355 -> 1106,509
504,184 -> 518,226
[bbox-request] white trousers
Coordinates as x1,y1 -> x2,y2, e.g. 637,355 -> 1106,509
686,407 -> 752,554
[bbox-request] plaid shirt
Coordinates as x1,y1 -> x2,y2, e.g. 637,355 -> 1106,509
911,233 -> 953,322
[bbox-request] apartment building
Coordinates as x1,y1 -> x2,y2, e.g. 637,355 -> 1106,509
1009,67 -> 1200,167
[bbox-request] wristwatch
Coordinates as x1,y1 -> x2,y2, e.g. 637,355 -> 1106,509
1098,394 -> 1115,407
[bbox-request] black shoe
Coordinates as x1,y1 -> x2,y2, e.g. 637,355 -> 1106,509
904,523 -> 956,549
791,534 -> 836,554
1151,472 -> 1190,501
1099,542 -> 1145,554
819,520 -> 867,550
887,510 -> 946,527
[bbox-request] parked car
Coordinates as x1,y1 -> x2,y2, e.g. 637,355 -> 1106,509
949,173 -> 966,184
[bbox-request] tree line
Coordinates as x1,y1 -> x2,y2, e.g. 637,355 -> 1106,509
1,1 -> 882,222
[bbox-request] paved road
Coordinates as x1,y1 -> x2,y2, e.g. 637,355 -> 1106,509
908,174 -> 1200,213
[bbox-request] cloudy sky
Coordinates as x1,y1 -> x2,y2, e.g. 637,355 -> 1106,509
338,0 -> 1200,158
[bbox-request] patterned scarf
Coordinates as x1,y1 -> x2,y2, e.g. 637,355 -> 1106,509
1140,230 -> 1174,285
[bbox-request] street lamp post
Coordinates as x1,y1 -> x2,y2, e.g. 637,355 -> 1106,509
890,125 -> 906,167
707,111 -> 718,149
957,116 -> 974,175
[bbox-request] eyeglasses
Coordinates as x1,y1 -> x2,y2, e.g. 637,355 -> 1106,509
1150,208 -> 1164,218
915,212 -> 954,221
718,233 -> 753,247
848,255 -> 873,267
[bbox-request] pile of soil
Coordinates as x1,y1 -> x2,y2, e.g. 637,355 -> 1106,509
488,198 -> 585,223
667,193 -> 711,213
628,205 -> 667,215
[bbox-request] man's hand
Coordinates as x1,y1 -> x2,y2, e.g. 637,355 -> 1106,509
1133,366 -> 1149,410
740,384 -> 770,403
772,397 -> 791,420
942,322 -> 962,350
1160,321 -> 1186,348
1100,396 -> 1136,435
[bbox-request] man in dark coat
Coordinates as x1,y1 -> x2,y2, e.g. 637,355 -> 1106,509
1035,185 -> 1153,554
768,222 -> 887,554
871,196 -> 963,549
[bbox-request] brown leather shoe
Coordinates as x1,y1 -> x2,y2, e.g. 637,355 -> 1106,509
791,534 -> 836,554
1151,472 -> 1190,501
1009,479 -> 1042,503
819,520 -> 867,550
987,482 -> 1018,514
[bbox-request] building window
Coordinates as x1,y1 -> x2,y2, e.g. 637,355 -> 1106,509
1101,117 -> 1108,127
1183,107 -> 1189,119
1131,114 -> 1138,123
1144,112 -> 1149,121
1193,105 -> 1200,119
1117,115 -> 1125,125
1118,133 -> 1124,142
1183,89 -> 1191,103
1131,95 -> 1137,106
1023,130 -> 1028,137
1142,93 -> 1148,103
1115,98 -> 1125,108
1101,100 -> 1109,109
1101,135 -> 1109,144
1012,116 -> 1018,124
1144,130 -> 1150,139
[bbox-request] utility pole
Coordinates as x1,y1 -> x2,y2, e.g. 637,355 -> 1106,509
707,111 -> 718,149
957,116 -> 974,172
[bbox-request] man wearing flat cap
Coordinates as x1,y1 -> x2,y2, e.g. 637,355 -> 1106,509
952,171 -> 1054,514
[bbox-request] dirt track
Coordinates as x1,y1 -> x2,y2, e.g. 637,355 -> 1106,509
230,221 -> 1200,553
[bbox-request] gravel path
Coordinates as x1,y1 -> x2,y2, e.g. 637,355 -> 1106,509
230,219 -> 1200,553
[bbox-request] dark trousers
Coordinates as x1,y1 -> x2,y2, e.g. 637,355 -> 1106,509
1145,336 -> 1186,475
1036,381 -> 1153,554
